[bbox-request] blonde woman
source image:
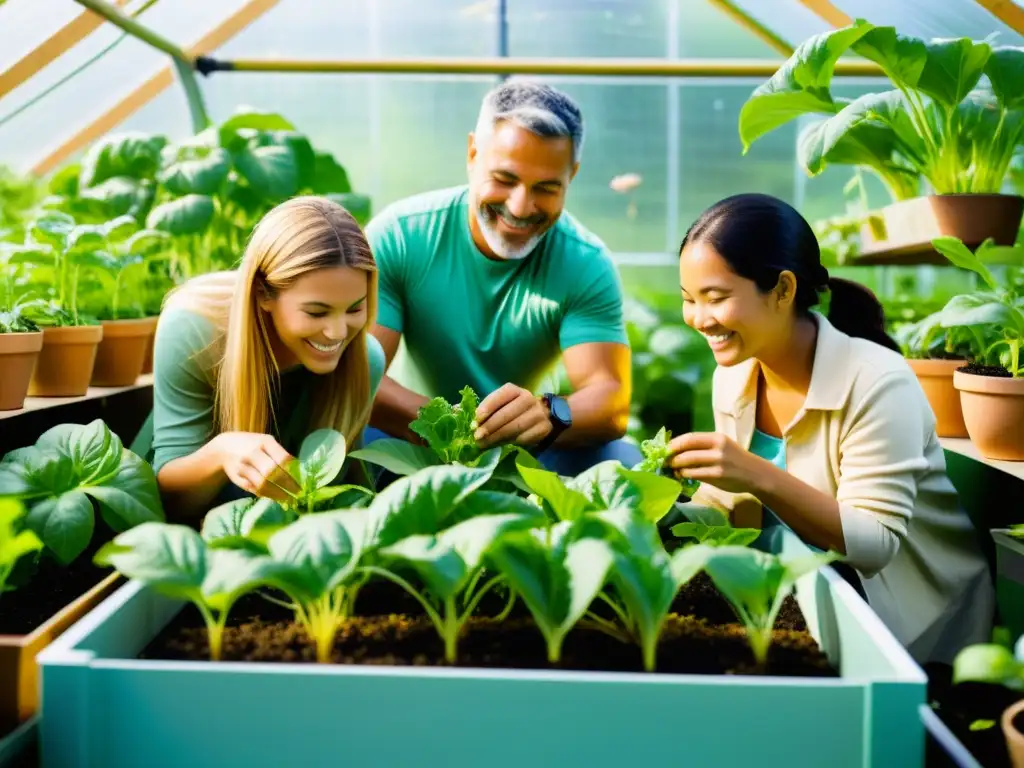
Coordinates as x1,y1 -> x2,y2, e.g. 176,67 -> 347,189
139,196 -> 385,518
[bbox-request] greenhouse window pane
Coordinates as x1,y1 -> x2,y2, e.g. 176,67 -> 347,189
678,82 -> 800,232
730,0 -> 834,49
0,0 -> 82,72
838,0 -> 1024,45
678,1 -> 781,57
509,0 -> 669,58
215,0 -> 372,57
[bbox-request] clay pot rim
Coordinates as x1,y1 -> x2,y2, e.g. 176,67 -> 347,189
1001,697 -> 1024,748
38,324 -> 103,344
907,358 -> 968,374
0,330 -> 44,355
954,369 -> 1024,396
99,316 -> 159,338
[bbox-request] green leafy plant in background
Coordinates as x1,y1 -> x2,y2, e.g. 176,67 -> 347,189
739,19 -> 1024,199
933,236 -> 1024,376
0,499 -> 43,605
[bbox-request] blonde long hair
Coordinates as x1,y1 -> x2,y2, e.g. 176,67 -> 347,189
163,196 -> 379,449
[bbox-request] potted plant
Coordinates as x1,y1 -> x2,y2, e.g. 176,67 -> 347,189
894,310 -> 980,438
0,419 -> 164,741
931,236 -> 1024,459
738,19 -> 1024,259
0,249 -> 44,410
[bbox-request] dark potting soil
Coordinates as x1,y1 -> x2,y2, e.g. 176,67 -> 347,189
0,534 -> 112,636
139,572 -> 835,677
926,662 -> 1020,768
957,361 -> 1012,378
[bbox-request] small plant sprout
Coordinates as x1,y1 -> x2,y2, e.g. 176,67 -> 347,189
370,512 -> 541,663
487,521 -> 615,664
410,386 -> 482,465
953,633 -> 1024,690
702,546 -> 839,667
94,522 -> 290,660
637,427 -> 701,497
200,497 -> 291,548
266,512 -> 370,663
267,429 -> 371,515
670,504 -> 761,547
0,498 -> 43,604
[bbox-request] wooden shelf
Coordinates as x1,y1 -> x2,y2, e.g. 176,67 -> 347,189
940,437 -> 1024,482
0,375 -> 154,421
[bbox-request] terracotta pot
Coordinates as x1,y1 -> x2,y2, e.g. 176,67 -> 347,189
1002,698 -> 1024,768
140,328 -> 155,375
0,332 -> 43,411
90,316 -> 159,387
954,370 -> 1024,461
860,194 -> 1024,260
908,358 -> 968,438
26,325 -> 103,398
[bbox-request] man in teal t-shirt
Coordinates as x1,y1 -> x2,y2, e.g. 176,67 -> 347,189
364,79 -> 640,476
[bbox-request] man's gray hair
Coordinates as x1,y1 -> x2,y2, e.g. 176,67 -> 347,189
473,79 -> 585,165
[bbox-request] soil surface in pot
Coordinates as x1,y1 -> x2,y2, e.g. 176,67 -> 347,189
0,535 -> 111,636
926,662 -> 1019,768
140,572 -> 837,677
958,362 -> 1012,378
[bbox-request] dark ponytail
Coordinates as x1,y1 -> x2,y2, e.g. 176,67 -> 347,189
680,193 -> 899,352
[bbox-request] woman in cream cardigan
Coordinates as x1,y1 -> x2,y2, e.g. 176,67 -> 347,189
667,192 -> 994,665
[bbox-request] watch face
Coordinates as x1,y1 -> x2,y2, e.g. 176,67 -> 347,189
550,396 -> 572,426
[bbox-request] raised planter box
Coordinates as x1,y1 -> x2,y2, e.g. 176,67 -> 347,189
38,531 -> 927,768
0,572 -> 121,737
992,530 -> 1024,643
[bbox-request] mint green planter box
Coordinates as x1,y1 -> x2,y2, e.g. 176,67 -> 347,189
38,537 -> 927,768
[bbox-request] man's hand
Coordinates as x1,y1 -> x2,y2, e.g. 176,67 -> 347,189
473,383 -> 552,449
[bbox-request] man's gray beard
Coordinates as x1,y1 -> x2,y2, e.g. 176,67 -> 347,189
475,203 -> 543,261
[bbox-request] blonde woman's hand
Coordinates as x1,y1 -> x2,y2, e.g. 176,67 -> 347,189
213,432 -> 301,503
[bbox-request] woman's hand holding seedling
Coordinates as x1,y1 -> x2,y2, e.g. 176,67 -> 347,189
666,432 -> 770,495
214,432 -> 301,502
473,383 -> 552,449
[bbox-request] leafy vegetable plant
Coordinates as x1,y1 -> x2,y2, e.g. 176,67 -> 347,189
670,504 -> 761,547
636,426 -> 700,497
0,498 -> 43,604
410,386 -> 482,465
953,633 -> 1024,689
0,419 -> 165,563
933,237 -> 1024,376
703,546 -> 838,666
739,19 -> 1024,198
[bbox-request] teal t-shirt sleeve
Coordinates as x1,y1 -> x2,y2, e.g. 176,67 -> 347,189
364,209 -> 407,333
150,308 -> 219,476
366,332 -> 386,398
559,249 -> 629,349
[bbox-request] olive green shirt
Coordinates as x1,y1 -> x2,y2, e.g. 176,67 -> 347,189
132,306 -> 386,477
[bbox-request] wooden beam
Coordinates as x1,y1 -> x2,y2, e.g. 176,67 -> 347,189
0,0 -> 129,100
31,0 -> 281,176
974,0 -> 1024,36
705,0 -> 795,57
797,0 -> 852,27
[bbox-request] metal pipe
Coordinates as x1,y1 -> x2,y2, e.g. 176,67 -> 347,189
198,56 -> 883,77
171,58 -> 211,132
73,0 -> 188,61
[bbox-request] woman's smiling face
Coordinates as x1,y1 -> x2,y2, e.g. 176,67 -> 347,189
679,240 -> 790,367
259,265 -> 369,374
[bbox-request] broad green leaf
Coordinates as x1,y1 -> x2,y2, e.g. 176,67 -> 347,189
202,548 -> 293,613
25,491 -> 93,565
738,21 -> 877,150
36,419 -> 123,483
267,511 -> 369,598
311,152 -> 352,194
157,146 -> 231,196
850,26 -> 927,88
201,497 -> 290,543
350,439 -> 441,476
0,499 -> 42,584
953,643 -> 1023,688
29,212 -> 74,249
234,145 -> 299,201
79,177 -> 146,218
67,227 -> 106,258
366,463 -> 498,547
146,195 -> 215,236
327,193 -> 372,227
297,428 -> 347,490
79,132 -> 167,188
94,522 -> 206,600
448,489 -> 545,527
264,131 -> 315,189
939,293 -> 1013,329
217,108 -> 297,151
933,236 -> 999,289
986,46 -> 1024,111
671,522 -> 761,547
84,452 -> 164,532
916,38 -> 992,109
124,229 -> 171,256
568,461 -> 681,523
102,215 -> 139,244
517,463 -> 593,521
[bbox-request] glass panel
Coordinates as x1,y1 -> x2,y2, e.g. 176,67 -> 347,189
0,0 -> 82,72
215,0 -> 372,57
509,0 -> 669,58
837,0 -> 1024,45
678,82 -> 798,232
730,0 -> 834,49
679,1 -> 780,57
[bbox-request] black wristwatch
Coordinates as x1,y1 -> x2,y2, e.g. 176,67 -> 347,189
532,393 -> 572,454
